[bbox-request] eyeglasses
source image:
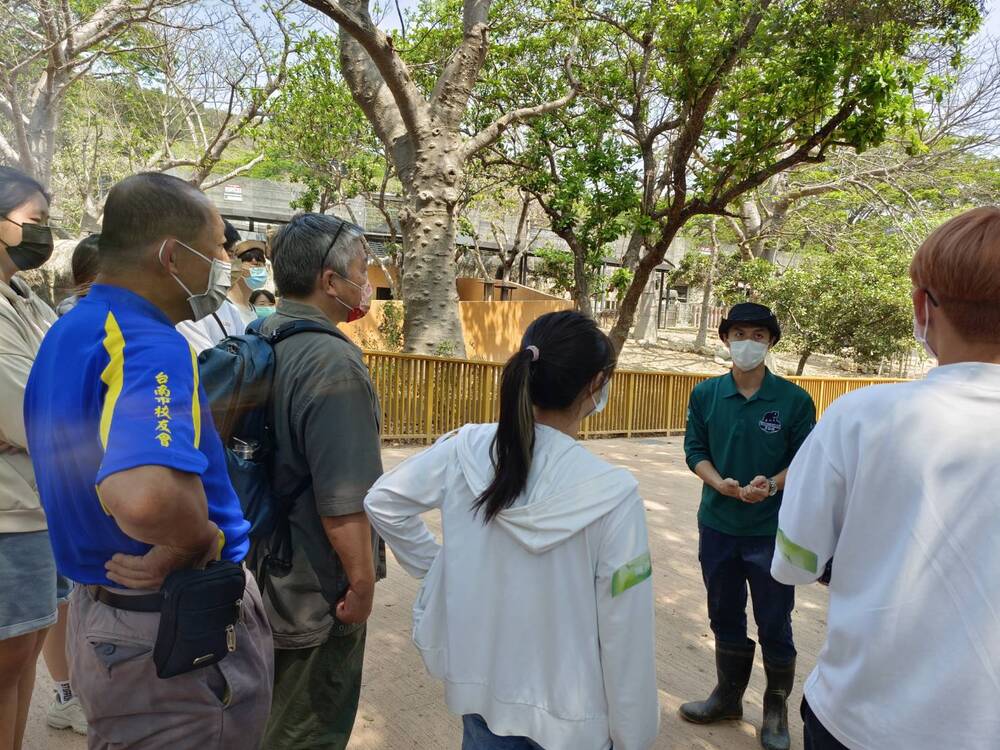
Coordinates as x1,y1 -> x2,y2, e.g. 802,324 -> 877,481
321,222 -> 348,270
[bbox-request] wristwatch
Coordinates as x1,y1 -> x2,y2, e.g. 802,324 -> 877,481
767,478 -> 778,497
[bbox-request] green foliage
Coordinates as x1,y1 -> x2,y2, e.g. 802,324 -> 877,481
668,250 -> 714,289
379,301 -> 405,352
766,240 -> 914,370
714,255 -> 777,306
647,0 -> 982,202
607,267 -> 634,302
257,32 -> 386,212
434,340 -> 459,358
534,245 -> 607,296
513,0 -> 978,335
519,105 -> 641,257
713,233 -> 915,371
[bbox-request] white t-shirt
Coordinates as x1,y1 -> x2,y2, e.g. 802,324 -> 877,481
772,363 -> 1000,750
176,299 -> 248,353
231,300 -> 256,326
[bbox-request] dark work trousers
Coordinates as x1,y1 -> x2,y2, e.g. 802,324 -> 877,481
802,698 -> 851,750
263,625 -> 366,750
698,524 -> 796,665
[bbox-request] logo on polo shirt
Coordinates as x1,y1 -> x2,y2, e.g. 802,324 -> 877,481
759,410 -> 782,434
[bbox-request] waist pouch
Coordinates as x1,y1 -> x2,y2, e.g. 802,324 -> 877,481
153,561 -> 246,679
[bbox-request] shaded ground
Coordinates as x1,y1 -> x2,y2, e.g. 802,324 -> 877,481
27,437 -> 829,750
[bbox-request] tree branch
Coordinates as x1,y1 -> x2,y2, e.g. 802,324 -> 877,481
0,132 -> 20,163
710,99 -> 859,210
429,0 -> 491,128
303,0 -> 426,139
664,0 -> 773,222
199,154 -> 265,190
461,58 -> 579,159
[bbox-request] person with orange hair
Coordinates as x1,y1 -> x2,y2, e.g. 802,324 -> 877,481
771,206 -> 1000,750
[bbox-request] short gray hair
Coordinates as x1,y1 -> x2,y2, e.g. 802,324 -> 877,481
271,213 -> 365,297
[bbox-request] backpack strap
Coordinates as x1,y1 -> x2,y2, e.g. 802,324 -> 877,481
263,317 -> 340,498
268,319 -> 340,346
256,317 -> 342,574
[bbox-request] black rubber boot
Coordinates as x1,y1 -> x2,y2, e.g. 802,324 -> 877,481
760,658 -> 795,750
679,640 -> 756,724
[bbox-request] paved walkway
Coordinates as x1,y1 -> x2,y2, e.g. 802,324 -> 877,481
26,436 -> 828,749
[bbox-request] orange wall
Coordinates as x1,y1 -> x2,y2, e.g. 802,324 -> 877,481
340,299 -> 398,349
457,277 -> 486,301
341,297 -> 573,362
457,277 -> 564,303
368,265 -> 397,291
459,300 -> 573,362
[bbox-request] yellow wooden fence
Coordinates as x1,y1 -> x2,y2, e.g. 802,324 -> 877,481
363,351 -> 905,443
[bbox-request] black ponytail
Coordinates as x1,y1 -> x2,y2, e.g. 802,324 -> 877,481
473,311 -> 617,522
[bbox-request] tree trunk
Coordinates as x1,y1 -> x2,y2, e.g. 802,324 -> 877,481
695,260 -> 716,349
621,229 -> 645,272
695,220 -> 720,349
796,351 -> 811,375
609,223 -> 682,351
19,92 -> 59,185
398,142 -> 467,356
499,259 -> 514,281
80,194 -> 103,234
570,239 -> 593,317
633,276 -> 658,343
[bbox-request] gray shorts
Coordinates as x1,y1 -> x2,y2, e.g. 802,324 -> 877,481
70,571 -> 274,749
0,530 -> 73,640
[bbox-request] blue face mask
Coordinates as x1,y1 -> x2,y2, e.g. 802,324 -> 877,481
591,380 -> 610,415
255,305 -> 276,319
245,266 -> 269,290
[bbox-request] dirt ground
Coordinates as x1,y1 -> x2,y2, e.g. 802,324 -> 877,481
26,437 -> 829,750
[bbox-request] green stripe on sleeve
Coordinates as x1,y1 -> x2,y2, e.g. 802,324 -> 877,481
611,552 -> 652,597
776,528 -> 818,574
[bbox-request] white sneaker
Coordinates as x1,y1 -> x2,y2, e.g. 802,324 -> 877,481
46,695 -> 88,735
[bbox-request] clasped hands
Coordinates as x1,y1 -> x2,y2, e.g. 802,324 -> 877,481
716,475 -> 771,504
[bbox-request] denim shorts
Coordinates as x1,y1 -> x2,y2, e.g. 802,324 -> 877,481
0,530 -> 72,640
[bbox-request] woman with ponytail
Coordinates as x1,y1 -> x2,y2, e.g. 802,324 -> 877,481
365,311 -> 659,750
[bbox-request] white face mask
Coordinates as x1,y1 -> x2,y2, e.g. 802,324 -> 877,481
913,294 -> 937,360
730,340 -> 769,371
160,239 -> 232,321
591,380 -> 610,415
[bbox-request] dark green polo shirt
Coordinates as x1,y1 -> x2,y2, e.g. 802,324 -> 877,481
684,369 -> 816,537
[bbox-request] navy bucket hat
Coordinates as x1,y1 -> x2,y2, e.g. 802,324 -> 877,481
718,302 -> 781,344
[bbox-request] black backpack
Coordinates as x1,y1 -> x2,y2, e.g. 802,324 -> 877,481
197,319 -> 337,571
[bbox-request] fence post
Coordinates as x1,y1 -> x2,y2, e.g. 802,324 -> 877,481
424,360 -> 437,444
626,375 -> 637,438
480,366 -> 492,423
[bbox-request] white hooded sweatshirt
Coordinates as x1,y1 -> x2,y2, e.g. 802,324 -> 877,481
364,423 -> 660,750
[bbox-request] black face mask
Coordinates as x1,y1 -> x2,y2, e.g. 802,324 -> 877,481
1,217 -> 54,271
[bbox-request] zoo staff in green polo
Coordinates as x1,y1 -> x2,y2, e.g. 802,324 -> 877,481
680,302 -> 816,750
